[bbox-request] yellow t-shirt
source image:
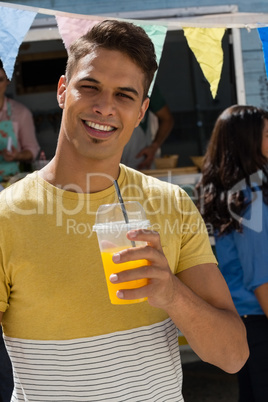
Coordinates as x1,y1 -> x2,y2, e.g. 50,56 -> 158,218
0,164 -> 216,401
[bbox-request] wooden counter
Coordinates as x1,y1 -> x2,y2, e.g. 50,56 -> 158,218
141,166 -> 198,177
141,166 -> 201,186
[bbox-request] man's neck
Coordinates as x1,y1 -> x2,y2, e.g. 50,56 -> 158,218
39,153 -> 121,194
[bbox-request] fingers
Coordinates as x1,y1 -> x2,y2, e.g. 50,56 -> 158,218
136,148 -> 154,169
3,152 -> 14,162
137,155 -> 153,169
116,286 -> 149,301
110,233 -> 168,289
127,229 -> 162,251
112,230 -> 165,271
110,263 -> 152,283
109,229 -> 175,307
3,147 -> 17,161
110,259 -> 175,307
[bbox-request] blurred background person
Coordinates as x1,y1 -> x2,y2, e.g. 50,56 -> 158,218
0,59 -> 40,400
121,84 -> 174,170
196,105 -> 268,402
0,60 -> 40,182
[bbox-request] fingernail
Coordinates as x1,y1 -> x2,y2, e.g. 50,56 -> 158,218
112,253 -> 120,262
110,274 -> 118,283
117,290 -> 124,299
128,230 -> 137,238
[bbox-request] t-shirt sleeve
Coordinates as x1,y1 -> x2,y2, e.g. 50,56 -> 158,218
175,189 -> 217,274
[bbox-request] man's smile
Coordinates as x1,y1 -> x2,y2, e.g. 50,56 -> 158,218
82,120 -> 117,140
84,120 -> 116,132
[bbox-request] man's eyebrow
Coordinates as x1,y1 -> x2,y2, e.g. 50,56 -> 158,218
79,77 -> 140,98
118,86 -> 139,98
79,77 -> 100,84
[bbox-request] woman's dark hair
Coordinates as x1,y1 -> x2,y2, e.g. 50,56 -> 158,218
65,20 -> 158,100
196,105 -> 268,236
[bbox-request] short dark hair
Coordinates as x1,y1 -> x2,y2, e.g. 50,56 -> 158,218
65,20 -> 158,100
0,60 -> 3,69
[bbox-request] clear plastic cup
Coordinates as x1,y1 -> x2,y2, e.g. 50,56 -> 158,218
93,201 -> 150,304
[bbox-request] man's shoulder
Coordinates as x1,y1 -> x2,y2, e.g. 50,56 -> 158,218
0,173 -> 38,210
121,164 -> 186,195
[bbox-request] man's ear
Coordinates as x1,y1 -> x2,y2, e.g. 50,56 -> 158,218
135,97 -> 150,128
57,75 -> 67,109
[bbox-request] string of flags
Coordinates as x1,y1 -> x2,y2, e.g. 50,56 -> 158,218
0,1 -> 268,98
56,15 -> 168,94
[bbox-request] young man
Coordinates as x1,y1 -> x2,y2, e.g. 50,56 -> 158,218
0,20 -> 248,401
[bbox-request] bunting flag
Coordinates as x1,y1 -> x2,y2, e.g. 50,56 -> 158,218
56,15 -> 167,96
135,23 -> 167,94
56,16 -> 101,50
257,27 -> 268,79
183,27 -> 226,98
0,0 -> 268,99
0,5 -> 37,79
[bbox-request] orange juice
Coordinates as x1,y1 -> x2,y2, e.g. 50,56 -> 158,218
101,247 -> 149,304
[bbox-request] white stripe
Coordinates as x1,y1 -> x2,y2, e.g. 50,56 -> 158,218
5,318 -> 184,401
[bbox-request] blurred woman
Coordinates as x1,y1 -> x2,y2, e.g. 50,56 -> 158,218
197,105 -> 268,402
0,60 -> 40,181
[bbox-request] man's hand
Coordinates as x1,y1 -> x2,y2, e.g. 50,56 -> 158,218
3,145 -> 19,162
110,228 -> 249,374
136,143 -> 159,170
110,229 -> 178,308
3,146 -> 33,162
136,104 -> 175,170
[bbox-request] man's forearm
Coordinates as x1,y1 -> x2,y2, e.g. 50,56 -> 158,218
163,265 -> 249,374
254,283 -> 268,318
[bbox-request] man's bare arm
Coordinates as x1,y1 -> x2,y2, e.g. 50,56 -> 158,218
174,264 -> 248,373
254,283 -> 268,317
110,230 -> 249,374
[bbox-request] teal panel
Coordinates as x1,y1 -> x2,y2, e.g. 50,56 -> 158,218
6,0 -> 268,14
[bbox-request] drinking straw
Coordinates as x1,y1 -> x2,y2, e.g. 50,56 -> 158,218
113,179 -> 136,247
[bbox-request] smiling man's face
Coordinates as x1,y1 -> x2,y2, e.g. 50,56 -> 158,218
57,48 -> 149,164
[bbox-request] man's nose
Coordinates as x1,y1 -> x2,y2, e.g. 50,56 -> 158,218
92,92 -> 115,116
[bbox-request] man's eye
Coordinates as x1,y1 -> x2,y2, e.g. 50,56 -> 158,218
82,85 -> 97,90
118,93 -> 133,100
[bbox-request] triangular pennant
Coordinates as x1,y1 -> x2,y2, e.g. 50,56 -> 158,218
134,23 -> 167,95
56,15 -> 167,97
183,27 -> 226,98
257,27 -> 268,79
56,16 -> 101,50
0,5 -> 37,79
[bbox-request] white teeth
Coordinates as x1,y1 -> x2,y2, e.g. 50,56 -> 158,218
85,121 -> 114,132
